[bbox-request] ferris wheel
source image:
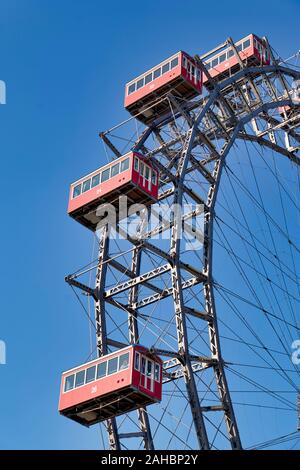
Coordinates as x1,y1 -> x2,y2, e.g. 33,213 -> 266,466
60,33 -> 300,450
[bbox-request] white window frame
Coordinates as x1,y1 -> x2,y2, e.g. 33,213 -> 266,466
75,369 -> 86,389
72,183 -> 82,199
96,361 -> 108,380
111,162 -> 120,178
154,363 -> 161,382
118,352 -> 130,371
91,173 -> 100,188
82,179 -> 91,193
107,356 -> 119,376
134,156 -> 139,172
101,167 -> 111,183
144,164 -> 150,181
134,351 -> 140,371
120,157 -> 130,173
128,82 -> 136,96
64,374 -> 75,392
85,365 -> 96,384
141,355 -> 146,375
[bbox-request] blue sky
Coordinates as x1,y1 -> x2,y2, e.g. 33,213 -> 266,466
0,0 -> 299,449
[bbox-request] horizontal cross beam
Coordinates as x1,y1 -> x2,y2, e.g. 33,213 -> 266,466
104,264 -> 171,298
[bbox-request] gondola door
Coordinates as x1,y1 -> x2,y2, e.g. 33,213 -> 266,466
140,355 -> 154,392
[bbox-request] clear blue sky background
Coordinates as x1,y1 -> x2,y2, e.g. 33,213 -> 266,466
0,0 -> 299,449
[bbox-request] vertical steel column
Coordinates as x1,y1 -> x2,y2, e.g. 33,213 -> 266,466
94,224 -> 120,450
203,157 -> 242,449
170,260 -> 210,449
169,129 -> 210,450
128,246 -> 154,450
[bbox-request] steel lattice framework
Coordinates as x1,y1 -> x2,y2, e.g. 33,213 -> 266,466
66,39 -> 300,450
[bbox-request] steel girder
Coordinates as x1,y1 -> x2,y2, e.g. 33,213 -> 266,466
68,61 -> 300,449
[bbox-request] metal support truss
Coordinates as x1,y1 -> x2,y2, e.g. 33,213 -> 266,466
127,245 -> 154,450
94,225 -> 120,450
203,156 -> 242,449
67,55 -> 300,449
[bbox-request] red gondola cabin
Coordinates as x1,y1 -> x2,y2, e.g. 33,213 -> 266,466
59,345 -> 163,426
124,51 -> 202,125
68,152 -> 159,230
203,34 -> 271,90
